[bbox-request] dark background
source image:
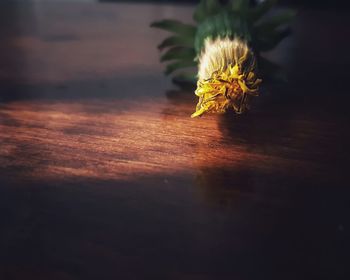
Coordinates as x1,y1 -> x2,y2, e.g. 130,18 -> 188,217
100,0 -> 350,9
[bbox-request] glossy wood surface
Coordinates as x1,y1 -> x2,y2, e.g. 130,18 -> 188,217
0,2 -> 349,279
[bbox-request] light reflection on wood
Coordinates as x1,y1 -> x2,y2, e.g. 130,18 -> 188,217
0,94 -> 343,189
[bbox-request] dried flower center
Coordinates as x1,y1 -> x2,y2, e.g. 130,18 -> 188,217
224,80 -> 243,99
191,38 -> 261,118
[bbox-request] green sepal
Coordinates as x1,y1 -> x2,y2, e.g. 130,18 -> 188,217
194,11 -> 251,53
255,28 -> 291,51
229,0 -> 249,13
164,60 -> 197,75
193,0 -> 222,23
255,9 -> 296,32
250,0 -> 278,21
160,47 -> 196,62
150,20 -> 196,37
172,72 -> 197,87
157,35 -> 194,50
151,0 -> 295,86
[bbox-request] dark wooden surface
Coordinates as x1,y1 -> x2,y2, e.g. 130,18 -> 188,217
0,2 -> 349,279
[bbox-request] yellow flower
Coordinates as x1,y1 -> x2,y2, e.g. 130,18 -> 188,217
191,37 -> 261,118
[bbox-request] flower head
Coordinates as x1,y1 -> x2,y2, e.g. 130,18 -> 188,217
191,37 -> 261,118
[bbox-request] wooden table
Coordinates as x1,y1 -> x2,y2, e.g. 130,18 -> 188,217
0,2 -> 349,279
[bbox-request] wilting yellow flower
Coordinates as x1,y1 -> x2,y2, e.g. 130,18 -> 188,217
191,37 -> 262,118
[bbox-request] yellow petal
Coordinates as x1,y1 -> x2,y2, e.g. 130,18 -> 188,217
191,106 -> 207,118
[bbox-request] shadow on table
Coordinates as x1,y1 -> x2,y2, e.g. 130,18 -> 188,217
1,163 -> 349,279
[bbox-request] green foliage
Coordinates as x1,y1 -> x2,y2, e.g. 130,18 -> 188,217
160,47 -> 196,62
229,0 -> 250,13
157,36 -> 194,50
254,28 -> 291,52
256,9 -> 296,30
150,20 -> 196,37
172,72 -> 198,87
193,0 -> 222,23
164,60 -> 197,76
150,0 -> 296,85
250,0 -> 278,21
194,11 -> 251,53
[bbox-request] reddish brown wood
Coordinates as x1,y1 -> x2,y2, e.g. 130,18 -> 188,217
0,2 -> 349,280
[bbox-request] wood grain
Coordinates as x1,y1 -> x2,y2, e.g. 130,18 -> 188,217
0,2 -> 349,280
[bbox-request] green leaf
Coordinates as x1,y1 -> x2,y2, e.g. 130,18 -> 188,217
255,9 -> 296,32
250,0 -> 278,21
172,72 -> 197,87
150,20 -> 196,37
229,0 -> 250,12
158,35 -> 194,50
194,11 -> 251,53
253,9 -> 295,52
164,60 -> 197,75
160,47 -> 196,62
193,0 -> 222,23
256,28 -> 291,52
